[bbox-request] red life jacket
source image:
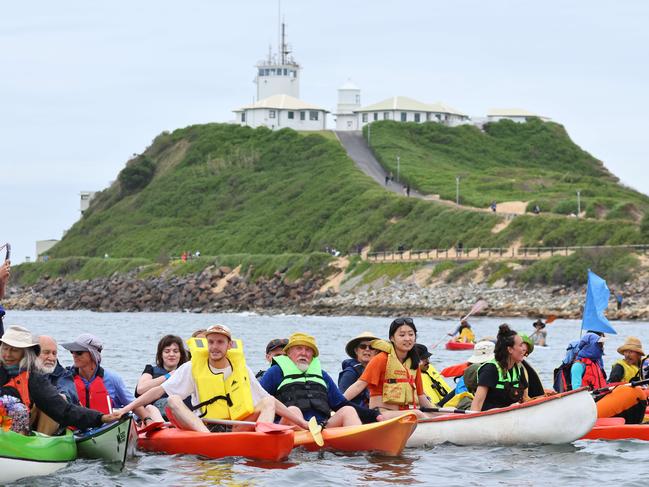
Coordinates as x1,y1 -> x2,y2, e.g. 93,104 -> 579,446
73,367 -> 111,414
3,371 -> 31,409
578,358 -> 607,389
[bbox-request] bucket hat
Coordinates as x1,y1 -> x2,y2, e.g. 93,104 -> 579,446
284,332 -> 319,357
0,326 -> 40,354
467,340 -> 495,364
617,336 -> 644,356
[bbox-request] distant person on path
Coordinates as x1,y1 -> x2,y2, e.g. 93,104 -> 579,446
533,205 -> 541,215
615,291 -> 623,310
384,174 -> 389,185
456,241 -> 463,255
406,184 -> 411,197
490,201 -> 497,212
389,172 -> 393,183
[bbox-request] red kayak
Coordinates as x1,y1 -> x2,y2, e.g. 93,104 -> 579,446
138,425 -> 294,461
440,362 -> 470,378
582,417 -> 649,441
445,341 -> 475,351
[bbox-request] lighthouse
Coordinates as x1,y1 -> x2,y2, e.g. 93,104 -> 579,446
335,80 -> 361,130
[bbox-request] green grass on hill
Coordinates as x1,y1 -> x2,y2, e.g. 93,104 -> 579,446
365,120 -> 649,221
46,123 -> 643,261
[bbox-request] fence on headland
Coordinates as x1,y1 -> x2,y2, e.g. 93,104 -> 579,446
366,244 -> 649,263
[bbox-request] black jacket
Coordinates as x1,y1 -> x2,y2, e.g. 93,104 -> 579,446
0,366 -> 103,430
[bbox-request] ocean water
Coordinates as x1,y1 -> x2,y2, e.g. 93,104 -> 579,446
7,310 -> 649,486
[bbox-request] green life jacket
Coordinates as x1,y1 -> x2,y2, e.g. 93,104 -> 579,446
274,355 -> 331,417
478,359 -> 525,403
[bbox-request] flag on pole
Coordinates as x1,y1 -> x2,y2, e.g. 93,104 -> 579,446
581,269 -> 617,335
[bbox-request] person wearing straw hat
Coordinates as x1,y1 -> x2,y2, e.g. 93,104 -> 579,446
58,333 -> 156,425
261,332 -> 376,427
0,325 -> 121,434
609,336 -> 644,383
338,331 -> 378,407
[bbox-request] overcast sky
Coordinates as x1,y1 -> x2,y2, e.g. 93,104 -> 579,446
3,1 -> 648,263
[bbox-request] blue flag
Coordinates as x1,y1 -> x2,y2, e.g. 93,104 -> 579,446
581,269 -> 617,335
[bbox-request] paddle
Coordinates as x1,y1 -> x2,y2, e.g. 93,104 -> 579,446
203,418 -> 295,434
2,243 -> 9,261
420,406 -> 477,415
591,378 -> 649,396
431,300 -> 488,350
308,416 -> 324,446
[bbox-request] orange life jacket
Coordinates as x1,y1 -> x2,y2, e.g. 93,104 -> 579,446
73,368 -> 111,414
3,370 -> 31,409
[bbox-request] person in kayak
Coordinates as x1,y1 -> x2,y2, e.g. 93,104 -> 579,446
531,319 -> 547,346
255,338 -> 288,379
342,318 -> 439,419
261,332 -> 380,427
338,331 -> 378,407
414,343 -> 451,405
0,326 -> 121,434
609,336 -> 643,383
116,324 -> 309,432
35,335 -> 78,403
569,332 -> 607,390
441,340 -> 495,408
470,324 -> 530,411
57,333 -> 156,425
135,335 -> 188,417
449,320 -> 475,343
518,332 -> 551,398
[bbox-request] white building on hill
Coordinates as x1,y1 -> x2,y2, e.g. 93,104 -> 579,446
234,94 -> 328,130
234,22 -> 326,131
487,108 -> 551,123
334,80 -> 361,130
353,96 -> 470,129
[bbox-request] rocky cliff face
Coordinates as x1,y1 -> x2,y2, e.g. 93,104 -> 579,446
5,265 -> 649,319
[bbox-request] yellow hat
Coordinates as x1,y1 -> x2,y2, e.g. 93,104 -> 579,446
284,332 -> 319,357
617,336 -> 644,356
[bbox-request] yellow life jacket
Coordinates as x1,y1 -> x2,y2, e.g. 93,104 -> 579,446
444,391 -> 474,409
614,359 -> 640,383
187,337 -> 255,420
372,339 -> 418,407
456,328 -> 475,343
421,366 -> 452,404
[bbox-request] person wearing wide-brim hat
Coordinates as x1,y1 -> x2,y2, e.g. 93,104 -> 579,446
609,336 -> 644,383
0,325 -> 121,434
338,331 -> 378,407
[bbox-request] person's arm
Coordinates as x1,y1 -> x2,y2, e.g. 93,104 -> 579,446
343,379 -> 368,401
570,362 -> 584,389
608,364 -> 624,383
338,368 -> 357,394
470,385 -> 488,411
114,385 -> 166,416
0,260 -> 10,299
136,367 -> 172,395
418,394 -> 434,409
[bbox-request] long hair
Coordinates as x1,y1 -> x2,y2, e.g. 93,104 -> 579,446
388,318 -> 420,369
155,335 -> 188,369
494,324 -> 517,371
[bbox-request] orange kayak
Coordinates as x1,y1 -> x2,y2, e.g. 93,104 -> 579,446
138,425 -> 294,461
582,418 -> 649,441
293,413 -> 417,456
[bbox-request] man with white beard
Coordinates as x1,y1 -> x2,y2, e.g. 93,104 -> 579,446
36,335 -> 77,401
260,332 -> 374,428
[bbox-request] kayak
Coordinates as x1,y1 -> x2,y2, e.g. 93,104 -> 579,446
75,414 -> 137,467
581,418 -> 649,441
407,388 -> 596,447
0,429 -> 77,483
293,413 -> 417,456
445,341 -> 474,351
138,425 -> 295,461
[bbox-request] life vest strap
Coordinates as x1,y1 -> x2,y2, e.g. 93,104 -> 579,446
192,393 -> 233,415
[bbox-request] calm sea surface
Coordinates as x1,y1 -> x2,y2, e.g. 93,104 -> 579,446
7,310 -> 649,486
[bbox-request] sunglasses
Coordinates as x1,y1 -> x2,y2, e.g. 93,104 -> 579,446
357,344 -> 372,351
392,317 -> 414,325
71,350 -> 87,356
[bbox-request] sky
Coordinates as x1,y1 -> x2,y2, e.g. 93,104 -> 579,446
3,1 -> 649,263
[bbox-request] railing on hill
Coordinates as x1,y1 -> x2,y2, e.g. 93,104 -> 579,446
366,244 -> 649,262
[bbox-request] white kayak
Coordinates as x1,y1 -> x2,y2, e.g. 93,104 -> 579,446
75,414 -> 137,467
407,388 -> 597,447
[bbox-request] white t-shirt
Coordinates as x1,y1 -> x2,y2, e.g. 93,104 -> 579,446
162,360 -> 269,415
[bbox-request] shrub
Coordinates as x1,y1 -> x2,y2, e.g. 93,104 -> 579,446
118,155 -> 156,194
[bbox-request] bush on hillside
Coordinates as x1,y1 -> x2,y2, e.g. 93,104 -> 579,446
641,213 -> 649,240
118,155 -> 156,194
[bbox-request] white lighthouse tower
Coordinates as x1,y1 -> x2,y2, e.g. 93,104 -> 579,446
254,22 -> 301,100
335,80 -> 361,131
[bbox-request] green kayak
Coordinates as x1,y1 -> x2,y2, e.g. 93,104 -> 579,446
0,429 -> 77,483
74,414 -> 137,468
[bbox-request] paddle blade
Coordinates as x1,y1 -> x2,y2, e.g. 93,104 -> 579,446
255,422 -> 294,434
138,421 -> 165,434
308,417 -> 324,447
545,315 -> 557,324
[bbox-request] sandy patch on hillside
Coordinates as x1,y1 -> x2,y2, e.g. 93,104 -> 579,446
491,217 -> 513,234
319,257 -> 350,294
405,266 -> 433,286
496,201 -> 527,214
211,265 -> 241,294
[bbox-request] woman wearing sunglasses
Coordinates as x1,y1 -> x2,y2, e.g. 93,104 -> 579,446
343,318 -> 437,419
338,331 -> 378,407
